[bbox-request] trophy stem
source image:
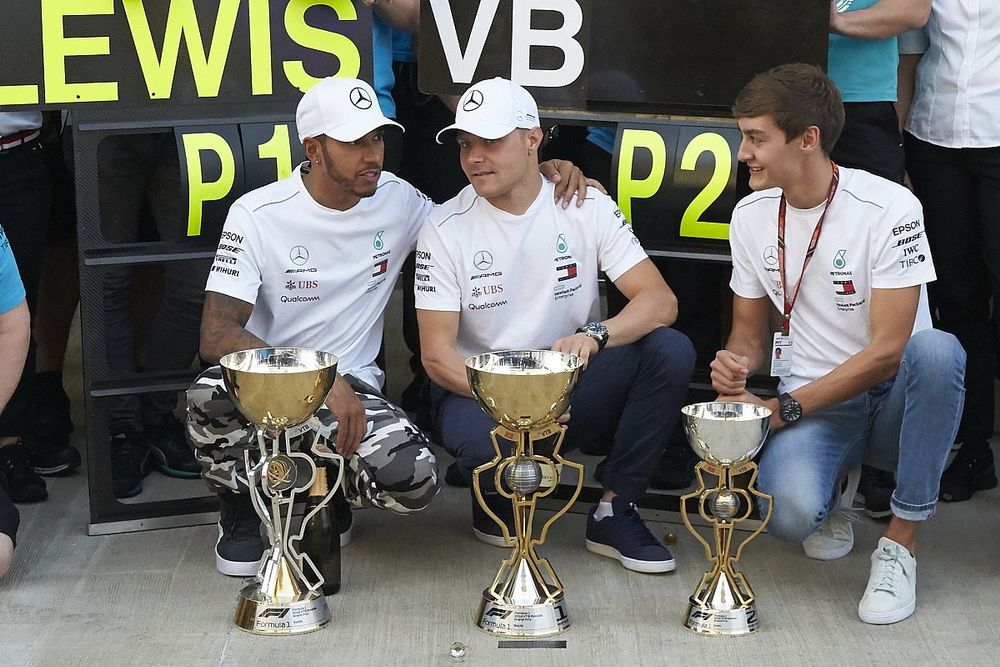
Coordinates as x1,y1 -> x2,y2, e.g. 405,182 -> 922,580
680,461 -> 768,636
472,428 -> 577,637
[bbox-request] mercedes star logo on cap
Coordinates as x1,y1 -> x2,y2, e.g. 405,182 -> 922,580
350,86 -> 373,110
462,89 -> 484,112
473,250 -> 493,270
290,245 -> 310,265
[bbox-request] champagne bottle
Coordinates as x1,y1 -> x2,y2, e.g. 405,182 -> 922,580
299,466 -> 341,595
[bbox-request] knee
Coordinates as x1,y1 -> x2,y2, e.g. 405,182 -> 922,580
904,329 -> 966,378
758,491 -> 827,543
641,327 -> 697,377
376,443 -> 441,515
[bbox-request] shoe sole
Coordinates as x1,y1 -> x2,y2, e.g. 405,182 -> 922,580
148,448 -> 202,479
216,525 -> 266,577
858,598 -> 915,625
340,525 -> 352,548
865,508 -> 892,520
31,462 -> 81,476
585,539 -> 676,573
803,540 -> 854,560
473,527 -> 512,547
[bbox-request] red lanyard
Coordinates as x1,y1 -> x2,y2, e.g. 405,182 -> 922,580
778,162 -> 840,336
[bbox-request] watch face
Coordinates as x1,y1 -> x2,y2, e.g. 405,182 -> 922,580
780,398 -> 802,422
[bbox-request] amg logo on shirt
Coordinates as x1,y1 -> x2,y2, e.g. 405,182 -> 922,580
556,263 -> 577,282
372,259 -> 388,277
834,280 -> 856,295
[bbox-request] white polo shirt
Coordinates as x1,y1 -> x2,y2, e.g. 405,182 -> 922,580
899,0 -> 1000,149
205,163 -> 435,389
729,167 -> 936,393
415,177 -> 648,358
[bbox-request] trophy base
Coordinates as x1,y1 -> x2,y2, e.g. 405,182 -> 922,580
685,600 -> 759,636
233,581 -> 330,635
476,591 -> 570,637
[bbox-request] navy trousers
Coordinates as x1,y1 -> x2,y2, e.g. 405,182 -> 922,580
432,327 -> 695,502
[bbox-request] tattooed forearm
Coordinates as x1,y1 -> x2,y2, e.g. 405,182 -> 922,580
199,291 -> 268,363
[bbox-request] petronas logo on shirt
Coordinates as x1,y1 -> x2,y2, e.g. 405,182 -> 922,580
556,234 -> 568,253
833,249 -> 847,269
373,231 -> 384,251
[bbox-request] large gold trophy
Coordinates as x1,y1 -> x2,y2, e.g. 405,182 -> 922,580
220,347 -> 344,635
679,402 -> 772,636
466,350 -> 585,637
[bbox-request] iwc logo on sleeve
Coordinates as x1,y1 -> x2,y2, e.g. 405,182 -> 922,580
349,86 -> 373,109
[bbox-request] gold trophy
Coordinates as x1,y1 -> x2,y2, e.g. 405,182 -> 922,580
679,402 -> 773,636
466,350 -> 585,637
220,347 -> 344,635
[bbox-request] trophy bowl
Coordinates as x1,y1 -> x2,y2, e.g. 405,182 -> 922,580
681,402 -> 771,466
220,347 -> 338,431
466,350 -> 583,432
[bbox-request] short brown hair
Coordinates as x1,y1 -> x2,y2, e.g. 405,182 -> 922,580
732,63 -> 844,155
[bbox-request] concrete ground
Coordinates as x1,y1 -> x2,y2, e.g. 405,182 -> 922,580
2,298 -> 998,666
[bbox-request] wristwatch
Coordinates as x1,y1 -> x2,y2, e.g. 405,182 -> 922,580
778,393 -> 802,425
576,322 -> 609,350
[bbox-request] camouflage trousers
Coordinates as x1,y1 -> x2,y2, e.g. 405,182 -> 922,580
186,367 -> 439,515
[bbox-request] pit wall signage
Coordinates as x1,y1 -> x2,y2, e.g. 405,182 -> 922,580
0,0 -> 372,108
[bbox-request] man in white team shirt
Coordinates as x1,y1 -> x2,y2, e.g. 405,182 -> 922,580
187,77 -> 590,577
416,78 -> 696,574
711,64 -> 964,624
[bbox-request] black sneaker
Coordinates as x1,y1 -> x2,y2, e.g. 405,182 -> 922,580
585,496 -> 675,573
110,431 -> 151,499
648,442 -> 697,490
216,492 -> 266,576
444,462 -> 469,488
146,418 -> 201,479
332,488 -> 353,547
27,437 -> 81,476
940,445 -> 998,502
471,491 -> 515,547
858,465 -> 894,519
0,444 -> 48,503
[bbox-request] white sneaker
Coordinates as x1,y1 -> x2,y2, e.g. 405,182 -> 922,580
858,537 -> 917,625
802,509 -> 857,560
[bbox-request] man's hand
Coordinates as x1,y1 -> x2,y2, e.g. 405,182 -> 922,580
715,391 -> 784,431
710,349 -> 751,396
539,159 -> 606,209
323,375 -> 367,458
551,333 -> 600,369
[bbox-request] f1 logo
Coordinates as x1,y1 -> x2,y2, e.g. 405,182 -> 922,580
258,608 -> 290,619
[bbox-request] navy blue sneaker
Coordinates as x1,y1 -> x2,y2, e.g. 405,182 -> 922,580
472,491 -> 516,547
586,497 -> 676,573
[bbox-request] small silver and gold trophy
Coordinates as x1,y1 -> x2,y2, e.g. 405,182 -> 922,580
466,350 -> 585,637
679,402 -> 772,636
220,347 -> 345,635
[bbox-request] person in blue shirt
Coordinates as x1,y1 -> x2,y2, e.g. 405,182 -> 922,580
0,224 -> 31,576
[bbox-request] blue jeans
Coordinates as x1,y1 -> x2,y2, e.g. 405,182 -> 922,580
758,329 -> 966,542
432,327 -> 696,502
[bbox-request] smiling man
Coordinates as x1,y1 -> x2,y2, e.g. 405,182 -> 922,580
415,78 -> 695,574
185,76 -> 592,577
711,63 -> 965,624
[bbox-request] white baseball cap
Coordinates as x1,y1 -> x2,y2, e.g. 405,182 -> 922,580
296,77 -> 403,144
435,78 -> 540,144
